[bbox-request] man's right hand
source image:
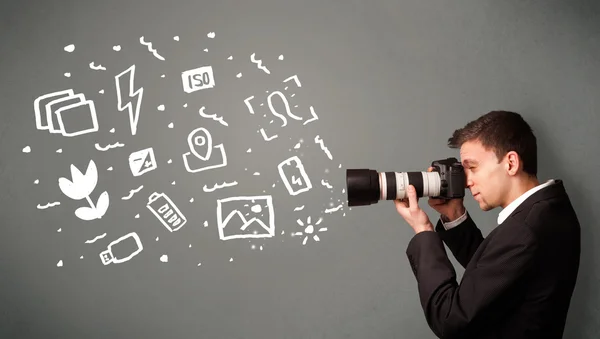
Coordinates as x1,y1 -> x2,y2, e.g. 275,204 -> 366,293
427,167 -> 466,222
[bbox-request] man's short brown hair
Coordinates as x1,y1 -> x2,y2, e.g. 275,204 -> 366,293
447,110 -> 538,177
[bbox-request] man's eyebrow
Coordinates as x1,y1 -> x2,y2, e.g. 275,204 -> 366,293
462,159 -> 479,166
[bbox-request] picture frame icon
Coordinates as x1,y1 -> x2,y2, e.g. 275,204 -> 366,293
216,195 -> 275,240
129,147 -> 157,177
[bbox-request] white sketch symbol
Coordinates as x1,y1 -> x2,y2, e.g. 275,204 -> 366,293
181,65 -> 215,93
314,135 -> 333,160
34,89 -> 99,137
283,75 -> 302,87
303,106 -> 319,125
139,36 -> 165,60
37,201 -> 60,209
244,96 -> 255,114
89,62 -> 106,71
217,195 -> 275,240
100,232 -> 143,265
58,159 -> 110,221
115,65 -> 143,135
199,106 -> 228,126
277,156 -> 312,196
294,216 -> 327,245
204,181 -> 238,192
182,127 -> 227,173
268,91 -> 302,127
147,192 -> 187,232
128,148 -> 157,176
95,142 -> 125,151
250,53 -> 270,74
259,128 -> 278,141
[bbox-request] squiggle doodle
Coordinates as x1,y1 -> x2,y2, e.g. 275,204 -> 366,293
139,36 -> 165,60
85,233 -> 107,244
294,205 -> 305,211
314,135 -> 333,160
321,180 -> 333,189
89,62 -> 106,71
250,53 -> 270,74
95,142 -> 125,151
199,106 -> 228,126
260,128 -> 278,141
121,185 -> 144,200
203,181 -> 238,192
37,201 -> 60,209
325,204 -> 342,214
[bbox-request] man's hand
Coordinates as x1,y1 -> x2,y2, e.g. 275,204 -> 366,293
426,167 -> 466,221
394,185 -> 434,234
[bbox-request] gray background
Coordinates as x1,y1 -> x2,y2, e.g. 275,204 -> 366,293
1,0 -> 599,338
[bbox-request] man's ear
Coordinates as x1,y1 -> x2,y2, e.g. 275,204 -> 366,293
505,151 -> 520,176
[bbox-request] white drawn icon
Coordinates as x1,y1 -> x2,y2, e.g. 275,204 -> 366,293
314,135 -> 333,160
182,127 -> 227,173
147,192 -> 187,232
128,147 -> 157,176
34,89 -> 99,137
250,53 -> 270,74
115,65 -> 143,135
278,156 -> 312,196
294,216 -> 327,245
268,91 -> 302,127
181,65 -> 215,93
100,232 -> 143,265
217,195 -> 275,240
58,159 -> 110,220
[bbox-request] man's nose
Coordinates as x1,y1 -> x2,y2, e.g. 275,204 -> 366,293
464,173 -> 472,188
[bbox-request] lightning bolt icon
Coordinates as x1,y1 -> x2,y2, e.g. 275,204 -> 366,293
115,65 -> 144,135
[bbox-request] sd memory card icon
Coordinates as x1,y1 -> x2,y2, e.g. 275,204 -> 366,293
128,147 -> 157,177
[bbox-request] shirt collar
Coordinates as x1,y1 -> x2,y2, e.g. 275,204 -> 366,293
497,179 -> 556,224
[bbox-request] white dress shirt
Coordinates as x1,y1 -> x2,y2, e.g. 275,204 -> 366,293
441,179 -> 556,230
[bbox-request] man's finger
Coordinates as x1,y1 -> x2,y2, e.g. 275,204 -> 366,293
394,199 -> 406,209
407,185 -> 419,211
429,198 -> 444,205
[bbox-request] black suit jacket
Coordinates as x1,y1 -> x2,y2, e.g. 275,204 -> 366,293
405,179 -> 581,339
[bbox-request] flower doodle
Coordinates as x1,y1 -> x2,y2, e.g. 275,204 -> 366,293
58,159 -> 109,220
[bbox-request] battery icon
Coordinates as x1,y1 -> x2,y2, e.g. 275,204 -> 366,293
146,192 -> 187,232
277,155 -> 312,196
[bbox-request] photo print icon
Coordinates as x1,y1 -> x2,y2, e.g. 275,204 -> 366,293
128,147 -> 157,177
34,89 -> 99,137
216,195 -> 275,240
182,127 -> 227,173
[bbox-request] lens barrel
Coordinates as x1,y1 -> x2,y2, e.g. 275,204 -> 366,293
346,169 -> 441,206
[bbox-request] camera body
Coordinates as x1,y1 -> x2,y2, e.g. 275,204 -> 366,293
346,157 -> 466,207
430,157 -> 466,199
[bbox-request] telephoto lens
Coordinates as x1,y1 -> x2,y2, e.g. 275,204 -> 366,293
346,169 -> 442,207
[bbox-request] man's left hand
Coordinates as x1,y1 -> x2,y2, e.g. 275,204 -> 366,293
394,185 -> 435,234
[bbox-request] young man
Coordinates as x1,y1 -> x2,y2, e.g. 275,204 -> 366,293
394,111 -> 581,339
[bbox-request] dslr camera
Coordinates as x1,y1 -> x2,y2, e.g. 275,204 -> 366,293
346,157 -> 465,207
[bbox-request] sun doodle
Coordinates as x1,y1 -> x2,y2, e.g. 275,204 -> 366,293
293,216 -> 328,245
